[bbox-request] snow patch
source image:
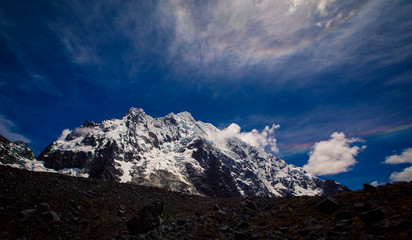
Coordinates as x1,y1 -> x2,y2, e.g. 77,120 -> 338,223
116,160 -> 134,183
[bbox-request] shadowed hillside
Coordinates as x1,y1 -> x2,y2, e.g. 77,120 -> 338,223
0,166 -> 411,239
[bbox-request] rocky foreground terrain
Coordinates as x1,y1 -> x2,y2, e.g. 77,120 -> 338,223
0,166 -> 411,240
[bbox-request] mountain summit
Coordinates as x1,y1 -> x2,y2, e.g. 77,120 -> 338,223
37,107 -> 347,197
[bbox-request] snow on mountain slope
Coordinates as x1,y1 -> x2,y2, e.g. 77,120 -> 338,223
0,134 -> 51,172
37,107 -> 347,197
0,134 -> 88,177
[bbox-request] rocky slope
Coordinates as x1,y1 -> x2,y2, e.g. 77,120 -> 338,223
37,107 -> 346,197
0,166 -> 411,240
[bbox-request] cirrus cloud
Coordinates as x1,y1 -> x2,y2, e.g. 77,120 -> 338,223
303,132 -> 365,176
0,115 -> 31,143
166,0 -> 366,72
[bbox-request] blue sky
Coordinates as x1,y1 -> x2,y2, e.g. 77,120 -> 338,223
1,0 -> 411,190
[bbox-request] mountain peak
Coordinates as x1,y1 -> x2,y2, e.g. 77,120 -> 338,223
0,134 -> 10,144
124,107 -> 148,123
176,111 -> 195,122
36,108 -> 348,197
127,107 -> 145,116
0,134 -> 40,169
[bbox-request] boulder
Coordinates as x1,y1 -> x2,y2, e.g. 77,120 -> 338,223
322,179 -> 350,195
302,216 -> 320,226
295,225 -> 323,236
359,208 -> 385,225
354,202 -> 367,212
363,183 -> 375,192
334,210 -> 354,220
39,211 -> 61,224
0,231 -> 9,240
237,221 -> 251,229
126,201 -> 164,235
19,209 -> 38,221
241,200 -> 258,212
217,210 -> 226,215
234,231 -> 249,240
38,202 -> 51,211
316,196 -> 340,213
117,210 -> 125,216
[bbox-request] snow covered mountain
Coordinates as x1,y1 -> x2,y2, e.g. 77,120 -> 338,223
37,107 -> 347,197
0,134 -> 89,177
0,134 -> 49,172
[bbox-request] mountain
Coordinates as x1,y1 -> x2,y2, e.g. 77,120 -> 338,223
0,134 -> 49,172
37,107 -> 348,197
0,134 -> 90,177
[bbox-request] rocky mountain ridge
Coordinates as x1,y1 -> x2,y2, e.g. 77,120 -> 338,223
0,134 -> 48,172
0,134 -> 87,177
35,107 -> 347,197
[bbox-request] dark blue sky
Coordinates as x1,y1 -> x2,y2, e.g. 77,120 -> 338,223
1,0 -> 411,190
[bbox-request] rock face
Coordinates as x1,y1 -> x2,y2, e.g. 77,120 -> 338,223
0,134 -> 49,172
0,135 -> 35,164
322,179 -> 350,196
37,107 -> 348,197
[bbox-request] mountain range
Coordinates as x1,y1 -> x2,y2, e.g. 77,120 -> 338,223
1,107 -> 348,197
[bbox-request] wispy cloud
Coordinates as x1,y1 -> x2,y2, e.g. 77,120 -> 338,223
279,142 -> 313,155
360,124 -> 412,138
162,0 -> 369,79
13,0 -> 408,91
60,34 -> 100,65
48,1 -> 105,66
0,115 -> 30,143
303,132 -> 366,175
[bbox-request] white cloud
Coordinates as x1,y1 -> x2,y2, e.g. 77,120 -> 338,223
384,148 -> 412,164
303,132 -> 365,176
58,129 -> 72,141
73,127 -> 94,137
0,115 -> 31,143
371,181 -> 384,187
384,148 -> 412,182
389,166 -> 412,182
214,123 -> 280,153
238,124 -> 280,153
